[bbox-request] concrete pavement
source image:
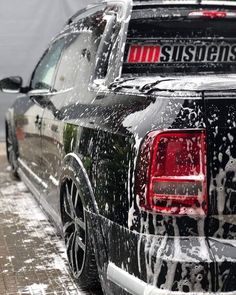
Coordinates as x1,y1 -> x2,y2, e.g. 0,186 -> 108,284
0,142 -> 6,156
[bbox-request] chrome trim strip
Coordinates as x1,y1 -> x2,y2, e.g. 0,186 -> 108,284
18,158 -> 48,189
133,0 -> 199,4
204,91 -> 236,99
132,0 -> 236,6
202,0 -> 236,6
107,263 -> 147,295
28,89 -> 50,96
28,88 -> 73,96
49,175 -> 59,187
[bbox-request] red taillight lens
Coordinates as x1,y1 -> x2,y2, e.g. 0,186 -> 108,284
136,130 -> 207,215
188,10 -> 236,19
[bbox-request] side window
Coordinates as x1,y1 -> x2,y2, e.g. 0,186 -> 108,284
31,39 -> 64,91
53,9 -> 107,102
54,33 -> 85,92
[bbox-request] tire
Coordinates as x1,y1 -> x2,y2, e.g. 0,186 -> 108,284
61,177 -> 101,292
5,122 -> 19,179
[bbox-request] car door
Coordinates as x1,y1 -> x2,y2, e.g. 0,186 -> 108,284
18,38 -> 65,193
40,4 -> 120,219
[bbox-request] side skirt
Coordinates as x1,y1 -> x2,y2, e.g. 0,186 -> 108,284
18,161 -> 63,235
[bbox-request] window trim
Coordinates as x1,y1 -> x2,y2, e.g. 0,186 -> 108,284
91,0 -> 133,89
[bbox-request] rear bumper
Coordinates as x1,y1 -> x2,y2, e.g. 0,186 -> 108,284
89,213 -> 236,294
107,262 -> 236,295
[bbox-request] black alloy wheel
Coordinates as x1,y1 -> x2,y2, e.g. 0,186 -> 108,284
6,122 -> 19,179
61,177 -> 100,291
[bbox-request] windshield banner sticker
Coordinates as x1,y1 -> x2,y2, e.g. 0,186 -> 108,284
127,44 -> 236,63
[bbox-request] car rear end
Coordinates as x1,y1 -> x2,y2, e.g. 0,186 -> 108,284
103,1 -> 236,294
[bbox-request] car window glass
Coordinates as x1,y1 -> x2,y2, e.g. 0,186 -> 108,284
122,8 -> 236,75
31,39 -> 65,91
54,34 -> 83,92
53,10 -> 107,103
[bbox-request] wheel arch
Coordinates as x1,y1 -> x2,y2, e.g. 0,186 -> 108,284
59,152 -> 99,216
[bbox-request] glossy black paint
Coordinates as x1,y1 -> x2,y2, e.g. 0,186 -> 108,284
4,1 -> 236,294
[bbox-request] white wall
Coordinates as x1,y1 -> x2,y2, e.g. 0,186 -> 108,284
0,0 -> 97,139
0,0 -> 97,81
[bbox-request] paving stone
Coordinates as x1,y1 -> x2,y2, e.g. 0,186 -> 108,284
0,154 -> 87,295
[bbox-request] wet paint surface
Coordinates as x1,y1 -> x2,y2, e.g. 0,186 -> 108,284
3,1 -> 236,294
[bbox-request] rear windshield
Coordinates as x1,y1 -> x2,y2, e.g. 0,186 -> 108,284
122,7 -> 236,75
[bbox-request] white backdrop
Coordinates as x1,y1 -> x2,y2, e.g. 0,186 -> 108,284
0,0 -> 97,139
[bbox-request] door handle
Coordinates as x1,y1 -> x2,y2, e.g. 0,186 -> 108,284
35,115 -> 42,129
35,115 -> 39,125
51,124 -> 58,133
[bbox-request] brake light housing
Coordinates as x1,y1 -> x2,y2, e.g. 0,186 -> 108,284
136,130 -> 207,215
188,10 -> 236,19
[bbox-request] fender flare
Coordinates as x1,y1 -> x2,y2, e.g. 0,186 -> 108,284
59,152 -> 99,215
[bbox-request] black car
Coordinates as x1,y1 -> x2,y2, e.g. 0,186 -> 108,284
2,0 -> 236,294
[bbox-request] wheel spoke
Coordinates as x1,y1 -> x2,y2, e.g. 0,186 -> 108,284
77,236 -> 85,252
70,232 -> 77,274
74,235 -> 80,274
63,220 -> 74,233
7,137 -> 12,145
65,231 -> 74,250
71,182 -> 75,198
66,183 -> 76,218
71,182 -> 80,211
7,145 -> 13,153
74,189 -> 79,208
63,192 -> 74,220
75,217 -> 85,231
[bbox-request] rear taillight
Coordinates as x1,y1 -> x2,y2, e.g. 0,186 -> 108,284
188,10 -> 236,19
136,130 -> 207,215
